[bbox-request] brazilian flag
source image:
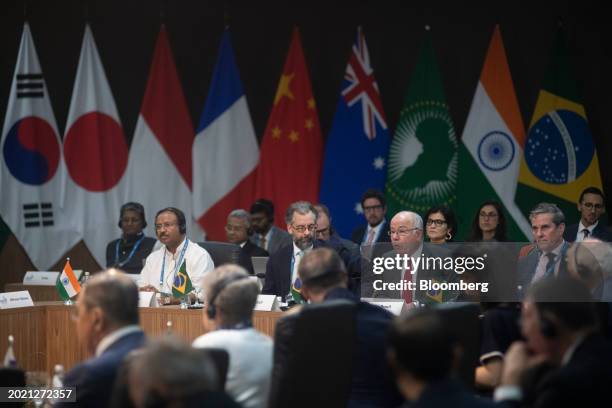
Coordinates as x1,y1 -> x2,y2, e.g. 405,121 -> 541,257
172,260 -> 193,298
290,277 -> 305,304
515,28 -> 603,223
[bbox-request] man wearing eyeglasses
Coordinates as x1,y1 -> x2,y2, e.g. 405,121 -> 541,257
351,189 -> 391,247
261,201 -> 328,300
138,207 -> 215,304
564,187 -> 610,242
364,211 -> 455,305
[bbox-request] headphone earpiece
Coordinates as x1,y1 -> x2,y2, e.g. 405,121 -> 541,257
206,275 -> 249,320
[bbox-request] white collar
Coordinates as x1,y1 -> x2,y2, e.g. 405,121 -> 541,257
367,219 -> 385,233
578,220 -> 598,233
541,240 -> 565,258
165,237 -> 188,258
293,243 -> 312,256
95,325 -> 142,357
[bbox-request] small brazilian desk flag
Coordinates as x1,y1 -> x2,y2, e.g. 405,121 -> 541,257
290,277 -> 305,305
172,260 -> 193,297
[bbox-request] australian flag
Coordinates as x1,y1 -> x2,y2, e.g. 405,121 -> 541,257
319,27 -> 389,237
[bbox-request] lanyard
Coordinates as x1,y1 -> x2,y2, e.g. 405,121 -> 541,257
159,240 -> 189,290
114,235 -> 145,267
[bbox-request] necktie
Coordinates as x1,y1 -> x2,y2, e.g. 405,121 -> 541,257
366,229 -> 376,245
582,229 -> 590,240
292,251 -> 303,284
543,253 -> 557,279
402,260 -> 413,304
260,235 -> 267,250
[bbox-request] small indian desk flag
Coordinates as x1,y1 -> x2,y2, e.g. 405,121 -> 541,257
172,260 -> 193,298
56,258 -> 81,301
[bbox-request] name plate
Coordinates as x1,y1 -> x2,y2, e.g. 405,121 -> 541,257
254,294 -> 277,311
138,291 -> 156,308
364,299 -> 404,316
23,271 -> 60,286
0,291 -> 34,309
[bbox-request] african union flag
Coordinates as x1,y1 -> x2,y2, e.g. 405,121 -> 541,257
515,28 -> 602,223
172,260 -> 193,297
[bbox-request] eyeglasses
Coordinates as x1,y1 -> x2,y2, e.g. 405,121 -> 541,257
292,224 -> 317,233
388,228 -> 420,237
479,212 -> 498,219
155,222 -> 178,231
582,202 -> 603,210
363,205 -> 383,212
426,219 -> 447,226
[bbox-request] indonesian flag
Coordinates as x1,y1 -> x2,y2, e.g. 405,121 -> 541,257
63,25 -> 128,267
55,259 -> 80,301
124,25 -> 202,240
193,30 -> 258,240
0,23 -> 80,269
255,27 -> 323,225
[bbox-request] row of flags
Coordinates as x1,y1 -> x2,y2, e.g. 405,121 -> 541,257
0,23 -> 603,270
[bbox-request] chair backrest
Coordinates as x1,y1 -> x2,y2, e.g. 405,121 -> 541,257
0,367 -> 26,408
194,348 -> 230,391
434,302 -> 481,389
198,242 -> 241,267
269,300 -> 357,408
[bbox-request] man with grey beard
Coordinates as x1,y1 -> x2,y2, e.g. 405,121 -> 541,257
262,201 -> 327,300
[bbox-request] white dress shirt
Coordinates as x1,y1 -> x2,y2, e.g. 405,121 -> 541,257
139,238 -> 214,295
193,328 -> 273,408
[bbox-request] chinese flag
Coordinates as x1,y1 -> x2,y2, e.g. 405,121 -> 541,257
255,27 -> 323,226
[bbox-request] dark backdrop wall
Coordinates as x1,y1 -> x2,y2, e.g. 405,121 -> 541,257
0,0 -> 610,280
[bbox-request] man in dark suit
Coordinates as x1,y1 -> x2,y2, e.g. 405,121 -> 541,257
351,189 -> 391,246
225,209 -> 268,275
59,269 -> 146,408
363,210 -> 457,305
262,201 -> 325,300
387,309 -> 496,408
270,248 -> 403,408
249,199 -> 292,256
517,203 -> 569,295
564,186 -> 610,242
495,278 -> 612,407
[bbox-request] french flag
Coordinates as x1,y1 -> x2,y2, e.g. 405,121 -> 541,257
192,30 -> 258,240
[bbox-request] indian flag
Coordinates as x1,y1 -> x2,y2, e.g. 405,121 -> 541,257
457,25 -> 530,241
55,259 -> 81,301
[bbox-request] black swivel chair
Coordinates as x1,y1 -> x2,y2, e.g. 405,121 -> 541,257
269,300 -> 357,408
0,367 -> 26,408
198,242 -> 241,266
194,348 -> 230,391
433,302 -> 482,389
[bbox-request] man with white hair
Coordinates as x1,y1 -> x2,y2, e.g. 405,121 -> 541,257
193,264 -> 272,408
566,238 -> 612,301
364,210 -> 455,305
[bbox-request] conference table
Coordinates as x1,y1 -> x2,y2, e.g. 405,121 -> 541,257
0,302 -> 283,378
